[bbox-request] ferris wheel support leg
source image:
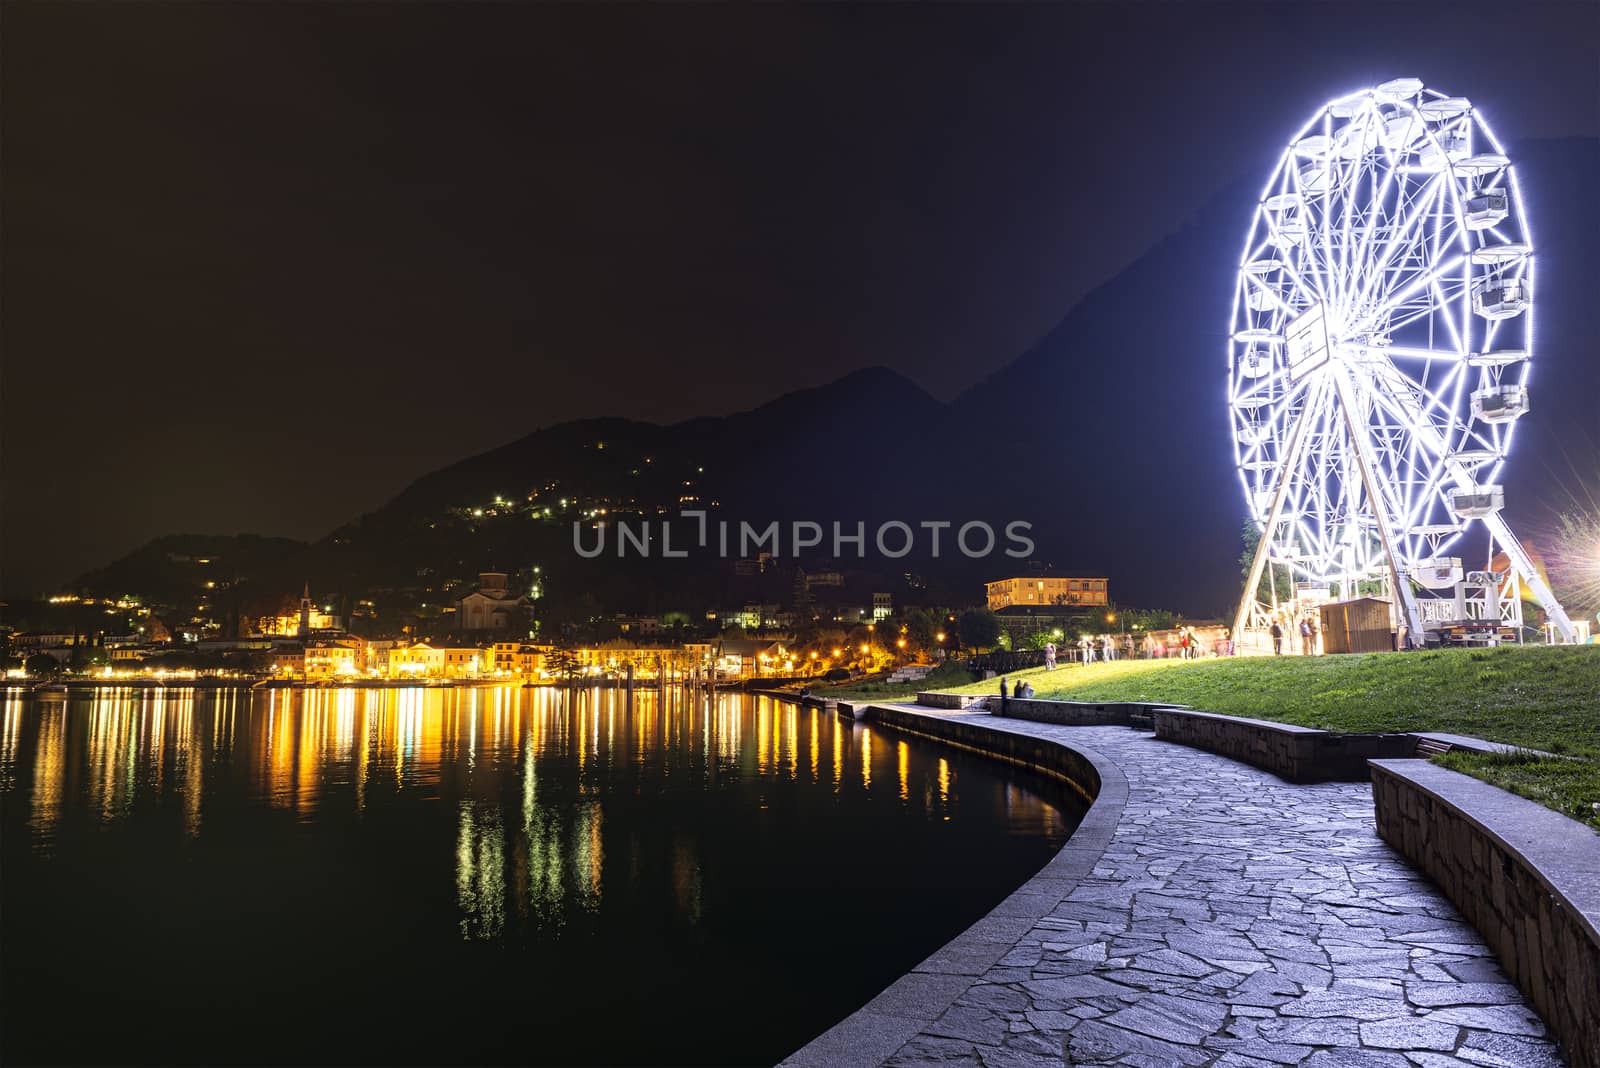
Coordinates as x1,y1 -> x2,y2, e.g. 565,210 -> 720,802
1232,378 -> 1326,644
1479,512 -> 1577,642
1330,369 -> 1428,649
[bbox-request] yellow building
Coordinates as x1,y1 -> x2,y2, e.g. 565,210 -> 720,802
986,576 -> 1109,611
388,643 -> 490,679
488,642 -> 549,679
303,639 -> 363,679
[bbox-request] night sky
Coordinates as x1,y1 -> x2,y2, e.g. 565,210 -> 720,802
4,2 -> 1597,594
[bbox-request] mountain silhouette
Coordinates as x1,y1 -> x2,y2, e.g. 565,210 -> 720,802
72,138 -> 1598,621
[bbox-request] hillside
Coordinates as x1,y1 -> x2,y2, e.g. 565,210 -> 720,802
73,533 -> 307,603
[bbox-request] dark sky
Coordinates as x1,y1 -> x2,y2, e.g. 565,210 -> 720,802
4,1 -> 1597,593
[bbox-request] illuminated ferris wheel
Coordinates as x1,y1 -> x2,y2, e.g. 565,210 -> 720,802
1228,77 -> 1576,644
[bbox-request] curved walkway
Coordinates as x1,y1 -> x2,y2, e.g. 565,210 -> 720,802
784,707 -> 1564,1067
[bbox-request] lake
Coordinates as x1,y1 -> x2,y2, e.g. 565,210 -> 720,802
0,685 -> 1081,1065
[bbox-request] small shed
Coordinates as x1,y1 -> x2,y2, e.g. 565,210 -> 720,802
1319,597 -> 1394,654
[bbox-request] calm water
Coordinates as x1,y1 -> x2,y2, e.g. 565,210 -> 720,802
0,685 -> 1081,1066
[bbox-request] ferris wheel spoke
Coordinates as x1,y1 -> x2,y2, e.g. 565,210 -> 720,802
1352,343 -> 1462,362
1347,168 -> 1402,302
1256,375 -> 1315,426
1351,178 -> 1450,318
1370,221 -> 1460,323
1352,254 -> 1465,338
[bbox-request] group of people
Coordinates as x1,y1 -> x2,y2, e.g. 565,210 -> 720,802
997,676 -> 1035,701
1268,616 -> 1321,656
1038,626 -> 1236,666
1041,634 -> 1123,669
1137,626 -> 1229,659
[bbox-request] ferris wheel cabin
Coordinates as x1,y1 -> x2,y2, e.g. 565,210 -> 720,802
1470,384 -> 1529,424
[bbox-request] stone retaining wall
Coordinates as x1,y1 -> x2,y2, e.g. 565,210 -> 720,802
982,696 -> 1134,726
1151,707 -> 1414,782
913,690 -> 985,709
1370,759 -> 1600,1068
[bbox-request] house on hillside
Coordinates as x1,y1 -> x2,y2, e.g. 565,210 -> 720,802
457,572 -> 530,633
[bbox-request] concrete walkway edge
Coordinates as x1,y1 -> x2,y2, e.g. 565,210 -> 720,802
780,706 -> 1130,1067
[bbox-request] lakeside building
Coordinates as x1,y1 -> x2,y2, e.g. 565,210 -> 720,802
303,638 -> 364,680
364,639 -> 396,676
716,638 -> 789,679
986,575 -> 1109,611
488,641 -> 549,678
389,642 -> 489,678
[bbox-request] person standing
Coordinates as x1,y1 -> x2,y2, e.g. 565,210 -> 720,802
1044,641 -> 1057,670
1270,620 -> 1284,655
1299,617 -> 1313,655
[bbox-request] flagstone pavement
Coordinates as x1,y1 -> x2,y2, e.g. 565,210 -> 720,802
796,711 -> 1567,1068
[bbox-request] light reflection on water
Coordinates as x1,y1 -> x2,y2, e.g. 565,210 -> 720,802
1,684 -> 1080,1066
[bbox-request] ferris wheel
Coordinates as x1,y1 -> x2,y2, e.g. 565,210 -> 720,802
1228,77 -> 1576,644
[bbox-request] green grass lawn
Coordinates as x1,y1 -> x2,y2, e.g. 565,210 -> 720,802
931,645 -> 1600,829
819,661 -> 979,701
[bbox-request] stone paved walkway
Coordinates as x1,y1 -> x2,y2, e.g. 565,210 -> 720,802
807,711 -> 1566,1067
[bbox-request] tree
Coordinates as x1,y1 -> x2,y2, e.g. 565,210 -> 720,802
1023,630 -> 1057,650
25,653 -> 60,678
1239,522 -> 1293,605
544,649 -> 580,682
957,608 -> 1002,652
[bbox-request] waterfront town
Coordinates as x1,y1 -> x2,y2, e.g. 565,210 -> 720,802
4,560 -> 1179,685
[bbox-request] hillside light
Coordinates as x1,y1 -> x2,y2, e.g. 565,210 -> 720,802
935,631 -> 945,643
